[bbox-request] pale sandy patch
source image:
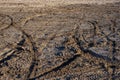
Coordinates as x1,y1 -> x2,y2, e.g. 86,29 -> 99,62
0,0 -> 120,7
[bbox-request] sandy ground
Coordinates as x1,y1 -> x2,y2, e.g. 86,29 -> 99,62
0,1 -> 120,80
0,0 -> 120,12
0,0 -> 120,7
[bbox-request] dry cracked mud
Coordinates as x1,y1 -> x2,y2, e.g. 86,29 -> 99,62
0,2 -> 120,80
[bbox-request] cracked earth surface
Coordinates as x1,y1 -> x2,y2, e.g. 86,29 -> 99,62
0,2 -> 120,80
